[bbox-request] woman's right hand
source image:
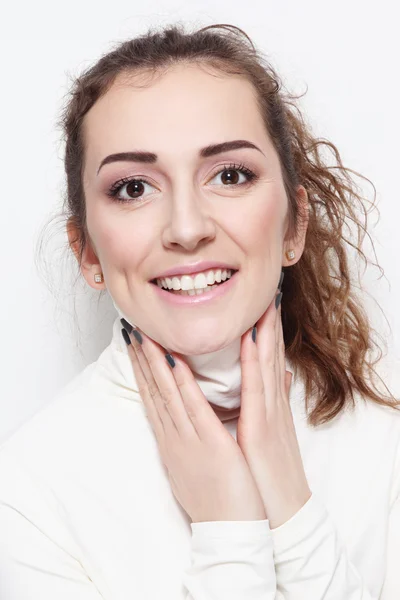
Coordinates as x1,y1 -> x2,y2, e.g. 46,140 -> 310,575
122,323 -> 267,524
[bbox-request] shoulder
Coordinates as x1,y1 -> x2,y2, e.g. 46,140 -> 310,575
351,361 -> 400,436
0,360 -> 96,459
291,362 -> 400,439
0,355 -> 148,488
338,370 -> 400,506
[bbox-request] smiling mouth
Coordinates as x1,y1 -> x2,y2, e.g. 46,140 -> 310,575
150,269 -> 238,295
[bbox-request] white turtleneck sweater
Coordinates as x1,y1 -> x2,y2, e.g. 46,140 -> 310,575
0,314 -> 400,599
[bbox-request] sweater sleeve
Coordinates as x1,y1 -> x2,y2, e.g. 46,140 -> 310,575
0,453 -> 105,600
270,491 -> 399,599
181,519 -> 277,599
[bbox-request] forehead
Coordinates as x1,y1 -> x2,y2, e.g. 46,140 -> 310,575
87,64 -> 261,124
82,64 -> 270,166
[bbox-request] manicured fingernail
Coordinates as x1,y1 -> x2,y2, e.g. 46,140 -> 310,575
278,270 -> 285,290
120,317 -> 133,334
275,291 -> 283,309
132,329 -> 143,345
251,326 -> 257,343
165,353 -> 175,368
121,328 -> 131,345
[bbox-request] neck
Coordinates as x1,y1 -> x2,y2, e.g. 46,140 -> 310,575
110,298 -> 297,423
181,336 -> 243,422
112,299 -> 244,422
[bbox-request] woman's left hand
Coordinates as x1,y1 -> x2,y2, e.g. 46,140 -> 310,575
236,291 -> 312,529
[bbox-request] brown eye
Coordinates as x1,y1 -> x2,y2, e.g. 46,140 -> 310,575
209,163 -> 258,188
220,169 -> 240,185
107,177 -> 156,203
107,161 -> 258,205
125,180 -> 145,198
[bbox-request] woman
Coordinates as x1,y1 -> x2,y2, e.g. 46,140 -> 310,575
0,22 -> 399,599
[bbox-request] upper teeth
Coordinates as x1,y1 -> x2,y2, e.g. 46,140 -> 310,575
156,268 -> 234,291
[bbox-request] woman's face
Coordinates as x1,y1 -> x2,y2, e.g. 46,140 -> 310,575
76,64 -> 308,355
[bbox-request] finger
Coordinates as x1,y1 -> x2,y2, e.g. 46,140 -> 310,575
128,331 -> 178,436
136,333 -> 224,442
239,325 -> 267,424
123,330 -> 164,441
276,298 -> 291,402
168,354 -> 228,442
255,294 -> 278,411
275,297 -> 286,401
135,334 -> 199,439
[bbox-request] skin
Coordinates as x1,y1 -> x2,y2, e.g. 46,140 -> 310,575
67,63 -> 312,525
122,293 -> 312,525
67,63 -> 309,356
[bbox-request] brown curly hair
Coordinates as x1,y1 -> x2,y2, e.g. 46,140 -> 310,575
38,21 -> 399,426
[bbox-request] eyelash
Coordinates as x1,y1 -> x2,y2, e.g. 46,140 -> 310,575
106,162 -> 259,204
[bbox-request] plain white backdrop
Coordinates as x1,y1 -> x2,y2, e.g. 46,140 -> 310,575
0,0 -> 399,443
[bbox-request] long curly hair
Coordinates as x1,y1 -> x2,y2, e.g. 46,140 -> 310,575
37,21 -> 399,426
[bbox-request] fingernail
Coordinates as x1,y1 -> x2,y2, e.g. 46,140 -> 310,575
165,353 -> 175,368
132,329 -> 143,345
120,317 -> 133,334
278,270 -> 285,290
251,326 -> 257,343
121,328 -> 131,345
275,291 -> 283,310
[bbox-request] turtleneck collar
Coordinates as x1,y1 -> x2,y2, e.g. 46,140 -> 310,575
97,299 -> 302,424
109,302 -> 244,419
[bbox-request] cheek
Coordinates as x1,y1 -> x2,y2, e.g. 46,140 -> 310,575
86,205 -> 151,270
230,190 -> 285,254
255,199 -> 283,243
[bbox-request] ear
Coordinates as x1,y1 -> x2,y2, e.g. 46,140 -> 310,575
282,185 -> 310,267
66,217 -> 106,291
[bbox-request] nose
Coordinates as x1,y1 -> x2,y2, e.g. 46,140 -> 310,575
161,193 -> 216,252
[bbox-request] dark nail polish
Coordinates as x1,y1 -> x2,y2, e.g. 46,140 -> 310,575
120,318 -> 133,334
251,326 -> 257,343
132,329 -> 143,345
165,353 -> 175,368
278,270 -> 285,290
121,328 -> 131,345
275,291 -> 283,310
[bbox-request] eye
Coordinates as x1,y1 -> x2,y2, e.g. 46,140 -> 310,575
106,162 -> 259,204
106,177 -> 157,204
208,162 -> 258,188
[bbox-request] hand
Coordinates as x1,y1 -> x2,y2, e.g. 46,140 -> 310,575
236,292 -> 312,529
122,325 -> 267,524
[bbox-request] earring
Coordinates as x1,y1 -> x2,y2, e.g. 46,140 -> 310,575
286,249 -> 295,261
94,273 -> 104,283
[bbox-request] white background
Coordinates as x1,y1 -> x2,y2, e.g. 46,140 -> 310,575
0,0 -> 399,443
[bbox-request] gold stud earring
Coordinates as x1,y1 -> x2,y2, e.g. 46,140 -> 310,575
286,249 -> 295,261
94,273 -> 104,283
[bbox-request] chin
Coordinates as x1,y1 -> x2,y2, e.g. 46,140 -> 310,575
164,329 -> 238,356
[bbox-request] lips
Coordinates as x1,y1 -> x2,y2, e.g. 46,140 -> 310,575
150,268 -> 238,285
150,261 -> 239,281
151,267 -> 239,305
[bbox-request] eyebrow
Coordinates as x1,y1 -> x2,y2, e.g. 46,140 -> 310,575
96,139 -> 265,175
